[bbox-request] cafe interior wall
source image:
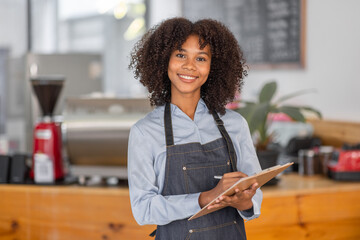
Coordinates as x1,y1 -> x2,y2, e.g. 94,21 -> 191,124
151,0 -> 360,123
0,0 -> 148,153
241,0 -> 360,122
0,0 -> 359,153
0,0 -> 27,153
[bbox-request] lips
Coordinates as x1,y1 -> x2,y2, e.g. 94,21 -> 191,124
178,74 -> 198,82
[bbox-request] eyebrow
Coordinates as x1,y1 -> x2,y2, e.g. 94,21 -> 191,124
178,48 -> 210,57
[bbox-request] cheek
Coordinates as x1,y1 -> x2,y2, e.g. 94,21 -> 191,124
168,59 -> 179,73
167,64 -> 174,76
167,62 -> 179,81
201,65 -> 211,77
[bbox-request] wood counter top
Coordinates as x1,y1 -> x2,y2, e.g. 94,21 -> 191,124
2,173 -> 358,194
0,183 -> 130,195
1,174 -> 359,240
262,173 -> 360,196
246,174 -> 360,240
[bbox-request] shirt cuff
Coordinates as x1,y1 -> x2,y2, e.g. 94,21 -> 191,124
187,192 -> 202,214
238,198 -> 260,221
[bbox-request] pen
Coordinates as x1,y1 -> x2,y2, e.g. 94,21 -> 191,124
214,176 -> 222,179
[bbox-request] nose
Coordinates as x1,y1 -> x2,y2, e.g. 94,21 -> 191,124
182,59 -> 196,71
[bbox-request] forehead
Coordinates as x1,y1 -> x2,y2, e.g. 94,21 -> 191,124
179,35 -> 210,51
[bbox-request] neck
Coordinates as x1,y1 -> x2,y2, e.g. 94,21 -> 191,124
171,95 -> 200,120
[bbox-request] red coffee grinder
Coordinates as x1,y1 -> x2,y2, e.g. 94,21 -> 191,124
30,76 -> 65,183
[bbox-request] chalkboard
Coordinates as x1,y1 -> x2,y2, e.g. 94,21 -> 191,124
183,0 -> 305,69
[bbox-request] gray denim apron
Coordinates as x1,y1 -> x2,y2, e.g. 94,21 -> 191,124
153,102 -> 246,239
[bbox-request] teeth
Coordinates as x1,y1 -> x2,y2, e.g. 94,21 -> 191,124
179,74 -> 196,80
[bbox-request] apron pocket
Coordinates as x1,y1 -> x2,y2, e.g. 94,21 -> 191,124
183,160 -> 230,193
185,220 -> 243,240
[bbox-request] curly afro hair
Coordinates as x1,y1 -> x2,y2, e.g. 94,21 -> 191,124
129,17 -> 247,114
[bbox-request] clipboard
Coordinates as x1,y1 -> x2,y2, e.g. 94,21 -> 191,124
188,162 -> 294,221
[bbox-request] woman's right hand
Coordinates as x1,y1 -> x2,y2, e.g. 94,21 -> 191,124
198,171 -> 248,208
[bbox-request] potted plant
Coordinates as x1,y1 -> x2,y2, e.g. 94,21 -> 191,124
235,81 -> 322,180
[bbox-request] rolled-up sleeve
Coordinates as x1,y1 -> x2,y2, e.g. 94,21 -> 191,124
127,125 -> 201,226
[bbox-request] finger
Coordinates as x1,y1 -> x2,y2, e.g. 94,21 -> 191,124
243,185 -> 258,197
219,195 -> 233,204
233,189 -> 249,201
215,195 -> 227,203
232,188 -> 242,197
208,203 -> 223,209
207,199 -> 229,209
250,182 -> 259,190
234,187 -> 255,199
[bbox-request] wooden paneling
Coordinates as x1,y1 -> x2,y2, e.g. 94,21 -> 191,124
246,195 -> 299,228
300,190 -> 360,223
308,119 -> 360,147
245,174 -> 360,240
0,185 -> 155,240
1,174 -> 360,240
245,187 -> 360,240
246,219 -> 360,240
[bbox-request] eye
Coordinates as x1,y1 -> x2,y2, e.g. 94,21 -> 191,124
197,57 -> 206,62
175,53 -> 185,58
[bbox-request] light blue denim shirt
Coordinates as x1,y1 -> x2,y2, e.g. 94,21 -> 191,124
128,99 -> 263,226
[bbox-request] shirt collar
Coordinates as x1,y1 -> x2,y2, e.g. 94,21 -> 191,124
157,98 -> 209,126
196,98 -> 208,113
171,98 -> 208,116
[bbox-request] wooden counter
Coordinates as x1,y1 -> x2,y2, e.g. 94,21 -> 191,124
245,174 -> 360,240
0,174 -> 359,240
0,184 -> 155,240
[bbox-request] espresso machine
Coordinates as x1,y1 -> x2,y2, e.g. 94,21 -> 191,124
30,76 -> 65,183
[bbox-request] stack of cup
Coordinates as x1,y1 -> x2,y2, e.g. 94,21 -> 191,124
298,146 -> 334,176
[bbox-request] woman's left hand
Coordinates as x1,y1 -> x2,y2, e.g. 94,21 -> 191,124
207,182 -> 258,211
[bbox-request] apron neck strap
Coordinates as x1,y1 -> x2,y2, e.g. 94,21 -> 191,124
211,111 -> 238,172
164,102 -> 174,146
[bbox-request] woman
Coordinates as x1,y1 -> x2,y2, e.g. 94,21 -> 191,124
128,17 -> 262,239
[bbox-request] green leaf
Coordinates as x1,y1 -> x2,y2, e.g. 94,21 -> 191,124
242,101 -> 256,106
300,106 -> 323,119
235,105 -> 254,119
259,81 -> 277,103
247,102 -> 270,137
269,104 -> 280,113
278,106 -> 306,122
275,89 -> 317,104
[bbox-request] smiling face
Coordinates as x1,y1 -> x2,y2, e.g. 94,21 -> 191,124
167,34 -> 211,103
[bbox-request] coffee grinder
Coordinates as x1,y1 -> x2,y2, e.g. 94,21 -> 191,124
30,76 -> 65,183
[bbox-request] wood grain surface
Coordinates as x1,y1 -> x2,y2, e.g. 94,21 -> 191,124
308,119 -> 360,147
1,174 -> 359,240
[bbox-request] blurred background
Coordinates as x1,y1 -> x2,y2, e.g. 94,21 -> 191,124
0,0 -> 359,240
0,0 -> 359,155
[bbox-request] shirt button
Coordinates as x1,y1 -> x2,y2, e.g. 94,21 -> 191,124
227,161 -> 230,165
189,229 -> 193,233
234,220 -> 237,224
183,166 -> 186,170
